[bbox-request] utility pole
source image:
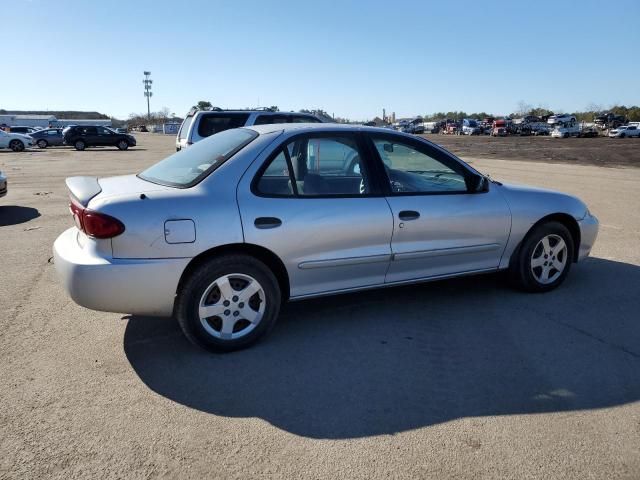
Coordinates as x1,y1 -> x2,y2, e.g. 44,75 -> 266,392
143,71 -> 153,120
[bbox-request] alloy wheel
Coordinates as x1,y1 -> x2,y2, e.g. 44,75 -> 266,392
530,234 -> 568,284
198,273 -> 265,340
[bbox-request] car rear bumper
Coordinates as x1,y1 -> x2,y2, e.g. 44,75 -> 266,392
53,227 -> 190,316
577,213 -> 599,261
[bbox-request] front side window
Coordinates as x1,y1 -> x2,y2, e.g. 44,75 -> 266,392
254,115 -> 289,125
97,127 -> 112,135
372,137 -> 468,194
139,128 -> 257,187
255,135 -> 370,196
197,113 -> 250,138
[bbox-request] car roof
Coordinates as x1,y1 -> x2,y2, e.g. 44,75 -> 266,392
245,122 -> 418,137
193,110 -> 318,116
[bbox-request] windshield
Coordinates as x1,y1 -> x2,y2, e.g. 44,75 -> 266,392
139,128 -> 258,187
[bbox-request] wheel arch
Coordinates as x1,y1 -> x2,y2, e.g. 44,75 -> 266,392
510,213 -> 581,266
176,243 -> 290,303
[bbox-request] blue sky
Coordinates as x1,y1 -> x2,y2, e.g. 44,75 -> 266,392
2,0 -> 639,120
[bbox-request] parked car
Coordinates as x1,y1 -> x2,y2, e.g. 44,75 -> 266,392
577,127 -> 599,138
29,128 -> 64,148
0,129 -> 33,151
0,170 -> 6,198
53,124 -> 599,352
491,127 -> 507,136
608,125 -> 640,138
114,128 -> 128,134
548,114 -> 576,125
551,122 -> 581,138
63,125 -> 136,151
462,119 -> 480,135
9,126 -> 39,135
176,108 -> 323,151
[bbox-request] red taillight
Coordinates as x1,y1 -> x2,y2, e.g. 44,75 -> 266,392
69,198 -> 125,239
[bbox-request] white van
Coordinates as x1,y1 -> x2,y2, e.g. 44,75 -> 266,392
176,108 -> 323,151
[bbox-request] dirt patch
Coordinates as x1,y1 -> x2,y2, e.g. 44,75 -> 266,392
420,134 -> 640,168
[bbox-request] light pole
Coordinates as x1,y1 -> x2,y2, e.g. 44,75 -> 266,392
143,71 -> 153,120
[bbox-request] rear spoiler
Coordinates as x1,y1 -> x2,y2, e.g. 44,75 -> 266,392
66,176 -> 101,207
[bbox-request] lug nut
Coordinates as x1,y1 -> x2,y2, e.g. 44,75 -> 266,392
223,300 -> 230,307
232,296 -> 239,302
233,311 -> 239,317
238,302 -> 244,308
224,310 -> 230,316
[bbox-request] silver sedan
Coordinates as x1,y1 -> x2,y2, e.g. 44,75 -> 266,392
53,124 -> 599,352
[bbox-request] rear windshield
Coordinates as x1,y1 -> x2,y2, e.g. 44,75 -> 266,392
197,113 -> 250,138
178,115 -> 193,140
139,128 -> 258,187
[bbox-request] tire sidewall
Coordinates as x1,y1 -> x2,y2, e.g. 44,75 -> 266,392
75,140 -> 86,151
513,221 -> 574,292
37,139 -> 48,148
176,255 -> 281,352
117,140 -> 128,150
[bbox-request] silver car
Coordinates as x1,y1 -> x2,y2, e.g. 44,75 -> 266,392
0,170 -> 7,198
53,124 -> 599,352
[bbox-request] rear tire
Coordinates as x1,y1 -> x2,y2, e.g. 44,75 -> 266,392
37,139 -> 48,149
509,221 -> 574,292
74,140 -> 86,151
175,254 -> 281,352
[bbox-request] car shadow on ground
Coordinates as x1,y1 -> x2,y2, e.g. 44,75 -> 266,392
0,206 -> 41,226
124,257 -> 640,439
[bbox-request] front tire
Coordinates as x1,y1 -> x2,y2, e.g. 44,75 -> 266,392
37,139 -> 48,149
74,140 -> 86,151
117,140 -> 129,150
509,221 -> 574,292
175,254 -> 281,352
9,140 -> 25,152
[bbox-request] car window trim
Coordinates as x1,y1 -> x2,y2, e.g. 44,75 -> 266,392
363,132 -> 486,196
251,130 -> 384,199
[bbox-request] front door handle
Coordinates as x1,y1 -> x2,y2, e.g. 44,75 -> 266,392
254,217 -> 282,229
398,210 -> 420,221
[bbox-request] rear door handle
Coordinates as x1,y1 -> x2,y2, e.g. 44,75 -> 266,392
398,210 -> 420,221
254,217 -> 282,229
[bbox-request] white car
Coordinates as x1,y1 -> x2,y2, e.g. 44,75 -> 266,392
0,130 -> 33,151
608,125 -> 640,138
551,123 -> 581,138
548,114 -> 576,125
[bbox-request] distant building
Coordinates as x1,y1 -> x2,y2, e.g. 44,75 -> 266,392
53,118 -> 111,127
0,114 -> 56,128
0,114 -> 110,128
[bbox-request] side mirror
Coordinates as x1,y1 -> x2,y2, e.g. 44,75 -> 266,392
383,143 -> 394,153
468,174 -> 489,193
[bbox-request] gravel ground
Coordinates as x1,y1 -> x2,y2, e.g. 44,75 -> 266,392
1,134 -> 639,479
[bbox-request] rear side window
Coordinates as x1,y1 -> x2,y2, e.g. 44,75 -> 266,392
178,115 -> 193,140
254,114 -> 289,125
139,128 -> 258,188
291,115 -> 321,123
197,113 -> 250,138
255,134 -> 371,197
